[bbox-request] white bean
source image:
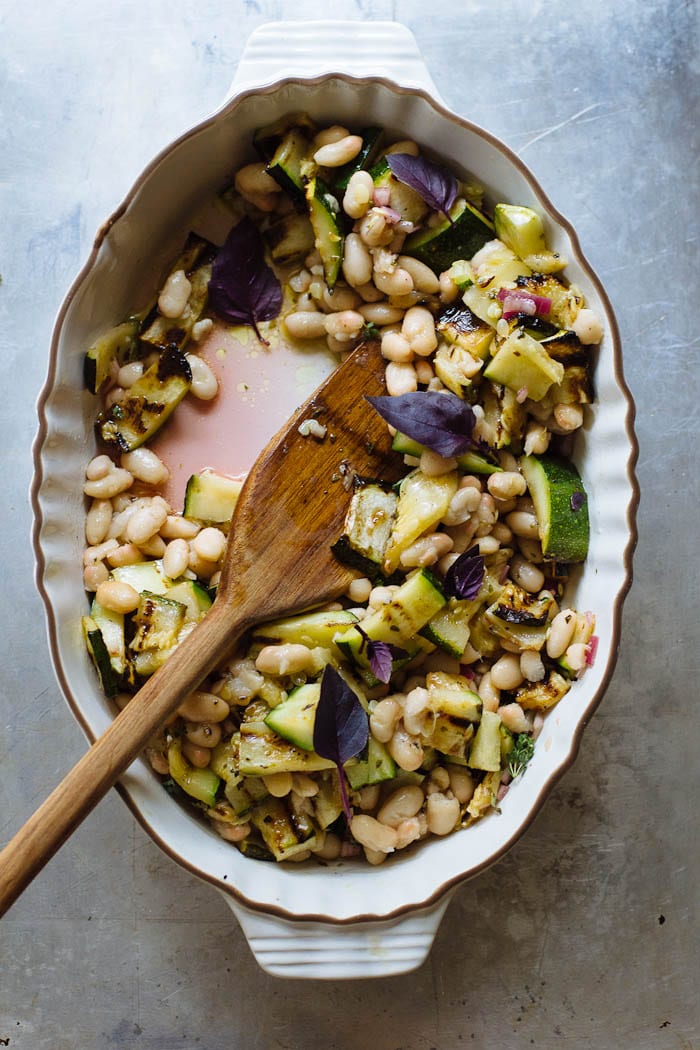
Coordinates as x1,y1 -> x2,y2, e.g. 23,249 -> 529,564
478,671 -> 500,712
284,310 -> 327,340
381,330 -> 413,362
158,269 -> 191,319
524,422 -> 551,456
510,555 -> 545,594
342,171 -> 374,220
120,447 -> 169,487
498,702 -> 533,734
83,562 -> 109,591
254,644 -> 315,676
83,538 -> 119,565
400,532 -> 453,569
235,162 -> 281,198
520,649 -> 545,682
566,642 -> 589,671
419,449 -> 458,477
126,501 -> 169,545
95,579 -> 140,614
402,687 -> 431,736
178,691 -> 230,723
106,543 -> 142,568
398,306 -> 438,359
490,653 -> 525,691
186,354 -> 218,401
342,232 -> 373,286
86,454 -> 113,481
85,499 -> 113,546
324,310 -> 365,340
192,527 -> 226,562
442,487 -> 479,526
572,307 -> 603,345
163,538 -> 190,579
506,510 -> 540,538
385,361 -> 418,396
83,468 -> 133,500
116,361 -> 144,388
426,793 -> 460,836
347,577 -> 372,603
350,815 -> 397,854
369,698 -> 401,743
314,134 -> 363,168
161,515 -> 200,540
357,209 -> 392,247
313,125 -> 350,148
397,256 -> 440,294
447,765 -> 475,804
358,302 -> 405,326
263,772 -> 293,798
546,608 -> 577,659
377,784 -> 425,827
384,140 -> 419,156
487,471 -> 527,501
388,726 -> 424,771
553,404 -> 584,432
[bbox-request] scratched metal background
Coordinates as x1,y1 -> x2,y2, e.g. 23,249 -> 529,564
1,1 -> 698,1046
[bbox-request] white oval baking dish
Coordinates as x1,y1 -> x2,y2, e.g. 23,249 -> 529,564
32,21 -> 639,979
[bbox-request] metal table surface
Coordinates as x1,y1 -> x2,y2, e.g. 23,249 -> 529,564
1,2 -> 697,1046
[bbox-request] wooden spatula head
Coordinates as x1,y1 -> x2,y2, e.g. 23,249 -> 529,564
218,338 -> 400,619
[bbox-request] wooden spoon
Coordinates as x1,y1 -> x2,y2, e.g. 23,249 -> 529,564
0,339 -> 400,916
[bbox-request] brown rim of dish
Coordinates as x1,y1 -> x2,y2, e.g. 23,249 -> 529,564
30,73 -> 640,927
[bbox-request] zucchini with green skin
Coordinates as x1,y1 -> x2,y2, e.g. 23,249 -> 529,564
391,432 -> 502,475
265,128 -> 312,208
238,721 -> 337,776
334,568 -> 446,672
97,345 -> 192,452
345,736 -> 396,790
468,709 -> 502,772
369,157 -> 430,225
167,739 -> 221,806
82,616 -> 120,697
252,608 -> 359,649
436,304 -> 495,361
183,471 -> 243,523
305,176 -> 344,288
421,599 -> 479,658
404,198 -> 494,274
493,203 -> 566,275
520,454 -> 590,562
264,683 -> 321,751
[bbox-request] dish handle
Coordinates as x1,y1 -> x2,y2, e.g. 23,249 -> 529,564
225,20 -> 443,101
222,892 -> 453,980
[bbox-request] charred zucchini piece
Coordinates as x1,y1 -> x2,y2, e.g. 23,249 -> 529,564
488,580 -> 553,626
313,773 -> 344,828
167,739 -> 221,806
253,111 -> 317,161
333,126 -> 383,192
165,580 -> 212,621
422,714 -> 475,763
183,470 -> 243,523
345,736 -> 396,790
305,176 -> 344,288
494,203 -> 567,275
264,683 -> 321,751
539,330 -> 588,364
426,672 -> 482,721
494,385 -> 527,449
515,670 -> 571,711
437,304 -> 495,361
130,591 -> 186,654
331,482 -> 398,579
404,198 -> 494,274
84,319 -> 140,394
97,345 -> 192,452
88,599 -> 126,676
82,616 -> 120,697
370,157 -> 430,225
265,127 -> 312,207
551,364 -> 593,406
468,709 -> 502,772
238,721 -> 336,776
252,609 -> 359,649
471,238 -> 531,290
483,329 -> 564,401
249,796 -> 317,861
334,569 -> 446,672
421,600 -> 480,659
265,212 -> 315,265
514,273 -> 583,329
383,469 -> 458,574
520,454 -> 590,563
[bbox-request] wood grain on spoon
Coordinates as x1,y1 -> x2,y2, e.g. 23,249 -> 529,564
0,339 -> 398,916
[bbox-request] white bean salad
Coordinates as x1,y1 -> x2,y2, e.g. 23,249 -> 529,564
81,114 -> 601,865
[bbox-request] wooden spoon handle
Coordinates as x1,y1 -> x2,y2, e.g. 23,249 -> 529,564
0,602 -> 247,917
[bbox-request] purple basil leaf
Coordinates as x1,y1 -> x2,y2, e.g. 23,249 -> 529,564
444,545 -> 486,600
386,153 -> 459,219
208,217 -> 282,343
366,391 -> 476,458
570,491 -> 586,513
313,665 -> 369,826
367,640 -> 393,684
313,665 -> 369,767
